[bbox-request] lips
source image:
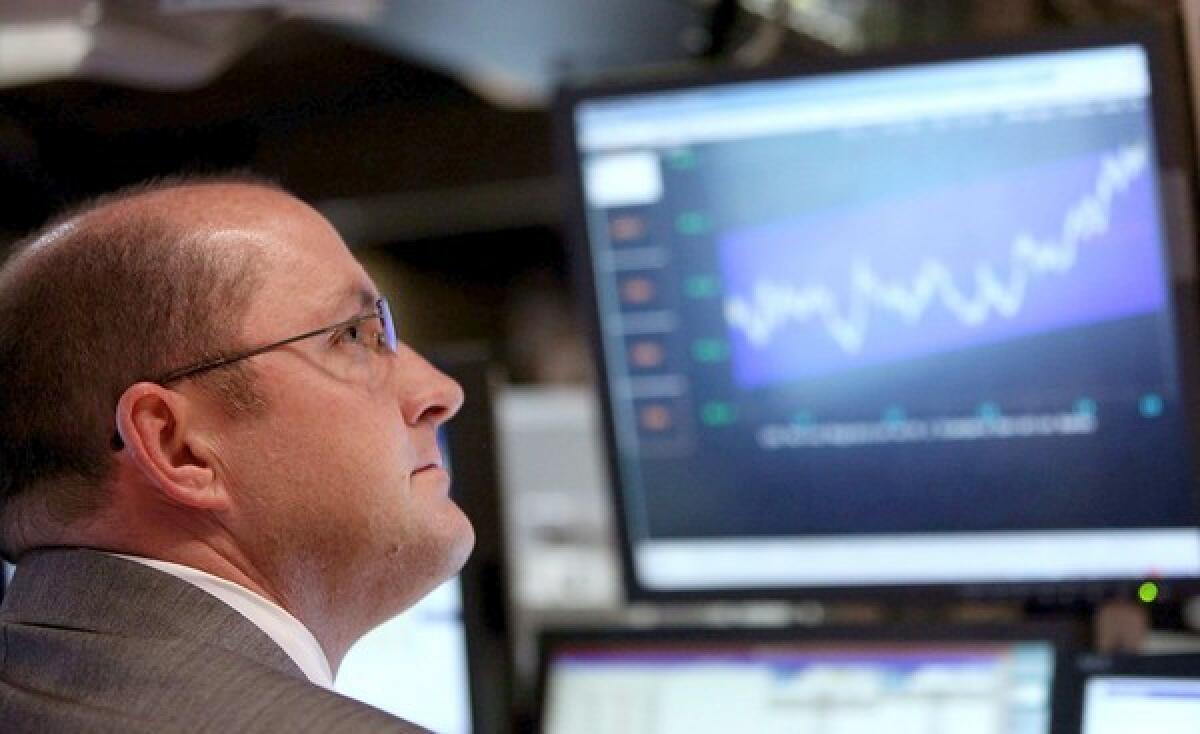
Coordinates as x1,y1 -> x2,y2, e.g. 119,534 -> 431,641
415,458 -> 442,472
413,463 -> 452,495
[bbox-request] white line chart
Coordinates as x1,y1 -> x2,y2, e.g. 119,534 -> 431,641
723,143 -> 1151,354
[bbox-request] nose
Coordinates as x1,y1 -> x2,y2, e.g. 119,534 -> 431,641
393,345 -> 464,427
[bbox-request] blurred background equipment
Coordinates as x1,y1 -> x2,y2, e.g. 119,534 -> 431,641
1070,652 -> 1200,732
539,625 -> 1079,734
558,24 -> 1200,602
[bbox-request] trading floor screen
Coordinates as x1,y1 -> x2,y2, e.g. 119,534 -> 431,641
542,638 -> 1057,734
335,579 -> 471,733
1082,676 -> 1200,734
567,37 -> 1200,593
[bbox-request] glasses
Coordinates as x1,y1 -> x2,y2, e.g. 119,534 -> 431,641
112,298 -> 396,450
154,296 -> 398,385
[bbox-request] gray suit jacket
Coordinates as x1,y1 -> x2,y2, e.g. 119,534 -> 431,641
0,548 -> 429,733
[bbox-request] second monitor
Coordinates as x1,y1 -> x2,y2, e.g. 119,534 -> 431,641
560,25 -> 1200,599
539,625 -> 1076,734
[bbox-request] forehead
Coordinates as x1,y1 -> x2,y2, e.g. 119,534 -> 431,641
72,182 -> 379,340
155,184 -> 376,332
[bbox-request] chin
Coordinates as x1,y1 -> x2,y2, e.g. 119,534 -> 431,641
387,508 -> 474,597
449,521 -> 476,572
434,510 -> 476,580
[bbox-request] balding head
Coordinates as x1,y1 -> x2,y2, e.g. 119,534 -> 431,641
0,177 -> 280,560
1,176 -> 472,668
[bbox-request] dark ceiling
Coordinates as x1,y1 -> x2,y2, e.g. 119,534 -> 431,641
0,0 -> 1182,377
0,19 -> 554,238
0,0 -> 1175,243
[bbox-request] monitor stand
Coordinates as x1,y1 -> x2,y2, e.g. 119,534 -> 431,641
1092,599 -> 1151,652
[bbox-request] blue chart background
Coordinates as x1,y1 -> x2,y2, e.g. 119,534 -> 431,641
613,106 -> 1199,538
719,146 -> 1164,387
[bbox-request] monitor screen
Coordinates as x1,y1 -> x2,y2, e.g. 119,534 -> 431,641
561,28 -> 1200,596
1075,655 -> 1200,734
335,578 -> 472,733
540,628 -> 1067,734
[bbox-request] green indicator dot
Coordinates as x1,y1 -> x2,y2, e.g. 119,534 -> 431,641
676,212 -> 710,236
684,275 -> 720,299
691,339 -> 729,363
977,402 -> 1001,421
667,149 -> 698,170
1138,581 -> 1159,604
1074,398 -> 1097,417
792,411 -> 814,426
1139,393 -> 1164,418
701,401 -> 737,427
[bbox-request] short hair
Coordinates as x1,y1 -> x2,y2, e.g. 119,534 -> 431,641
0,175 -> 275,560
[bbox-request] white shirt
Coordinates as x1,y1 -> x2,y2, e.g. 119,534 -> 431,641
109,553 -> 335,688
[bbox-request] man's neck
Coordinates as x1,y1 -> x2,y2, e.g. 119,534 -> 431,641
59,530 -> 352,671
107,551 -> 336,687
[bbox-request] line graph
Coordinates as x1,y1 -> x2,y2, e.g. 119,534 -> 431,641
718,142 -> 1166,387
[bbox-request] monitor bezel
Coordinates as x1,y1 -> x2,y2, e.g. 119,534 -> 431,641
536,622 -> 1084,734
555,21 -> 1200,603
1065,651 -> 1200,732
436,346 -> 515,734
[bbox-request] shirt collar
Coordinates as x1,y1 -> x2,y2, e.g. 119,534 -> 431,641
107,553 -> 334,688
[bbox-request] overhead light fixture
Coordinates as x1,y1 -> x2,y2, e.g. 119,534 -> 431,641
740,0 -> 871,51
0,21 -> 95,87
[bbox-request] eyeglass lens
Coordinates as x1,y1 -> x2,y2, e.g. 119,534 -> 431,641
378,297 -> 398,353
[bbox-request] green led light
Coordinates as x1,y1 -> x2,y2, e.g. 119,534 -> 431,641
1139,394 -> 1165,418
701,401 -> 737,427
692,339 -> 729,363
667,149 -> 698,170
676,212 -> 710,236
1138,581 -> 1159,604
684,275 -> 720,299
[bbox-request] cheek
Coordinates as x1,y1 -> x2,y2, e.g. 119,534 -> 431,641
224,373 -> 428,538
273,398 -> 420,519
264,377 -> 410,474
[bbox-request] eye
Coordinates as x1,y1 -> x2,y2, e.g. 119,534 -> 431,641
336,324 -> 364,346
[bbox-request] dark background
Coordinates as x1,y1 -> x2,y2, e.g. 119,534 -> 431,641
1,0 -> 1186,382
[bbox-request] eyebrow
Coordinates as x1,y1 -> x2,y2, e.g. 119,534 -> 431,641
327,283 -> 380,316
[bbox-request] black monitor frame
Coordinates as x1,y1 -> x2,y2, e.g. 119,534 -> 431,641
557,20 -> 1200,604
436,345 -> 515,734
536,622 -> 1084,734
1063,651 -> 1200,732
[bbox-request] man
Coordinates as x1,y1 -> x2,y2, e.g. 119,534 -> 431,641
0,178 -> 475,732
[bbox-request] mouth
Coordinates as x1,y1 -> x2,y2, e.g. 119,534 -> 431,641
412,460 -> 452,495
414,456 -> 445,473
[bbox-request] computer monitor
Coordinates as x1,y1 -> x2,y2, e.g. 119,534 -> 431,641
558,24 -> 1200,599
1072,653 -> 1200,734
538,625 -> 1076,734
336,348 -> 512,734
336,578 -> 472,732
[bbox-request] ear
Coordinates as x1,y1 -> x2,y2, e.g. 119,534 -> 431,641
114,382 -> 230,511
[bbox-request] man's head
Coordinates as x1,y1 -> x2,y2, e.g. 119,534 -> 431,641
0,178 -> 473,662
